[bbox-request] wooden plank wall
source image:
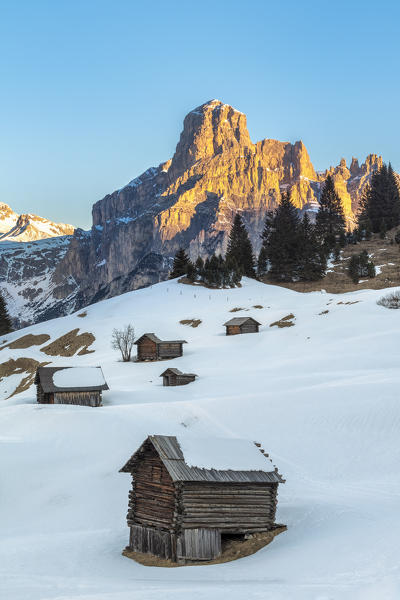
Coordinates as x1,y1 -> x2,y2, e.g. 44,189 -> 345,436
53,391 -> 101,407
129,524 -> 175,559
138,339 -> 157,360
179,482 -> 278,532
177,528 -> 221,561
127,442 -> 176,530
240,323 -> 259,334
159,343 -> 183,358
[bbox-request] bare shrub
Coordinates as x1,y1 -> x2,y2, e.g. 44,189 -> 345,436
111,324 -> 135,361
377,291 -> 400,309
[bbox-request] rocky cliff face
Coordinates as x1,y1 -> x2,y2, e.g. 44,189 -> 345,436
53,99 -> 383,311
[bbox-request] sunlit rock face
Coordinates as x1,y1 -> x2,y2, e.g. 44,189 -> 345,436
54,100 -> 385,310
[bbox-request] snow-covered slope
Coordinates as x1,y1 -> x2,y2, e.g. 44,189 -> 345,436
1,278 -> 400,599
0,236 -> 78,328
0,202 -> 74,242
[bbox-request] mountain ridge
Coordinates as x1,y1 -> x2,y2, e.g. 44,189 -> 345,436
0,202 -> 75,242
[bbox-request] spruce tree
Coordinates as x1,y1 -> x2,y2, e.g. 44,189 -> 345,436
257,246 -> 268,277
297,213 -> 326,281
0,293 -> 12,336
225,213 -> 255,278
316,175 -> 345,253
169,247 -> 191,279
262,190 -> 301,281
358,163 -> 400,233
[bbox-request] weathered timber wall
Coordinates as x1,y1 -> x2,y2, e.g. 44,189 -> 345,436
240,323 -> 259,334
137,339 -> 157,360
129,524 -> 175,560
226,325 -> 241,336
158,343 -> 183,358
127,441 -> 176,529
179,482 -> 278,532
176,528 -> 221,561
53,391 -> 101,407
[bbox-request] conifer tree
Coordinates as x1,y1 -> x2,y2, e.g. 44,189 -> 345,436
225,213 -> 255,278
358,163 -> 400,233
257,246 -> 268,277
297,212 -> 326,281
262,190 -> 301,281
169,247 -> 191,279
315,175 -> 345,253
0,293 -> 12,336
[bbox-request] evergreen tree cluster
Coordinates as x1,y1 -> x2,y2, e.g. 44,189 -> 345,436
170,180 -> 349,286
357,163 -> 400,234
169,248 -> 242,288
169,214 -> 256,287
348,251 -> 376,284
258,190 -> 328,282
0,293 -> 12,336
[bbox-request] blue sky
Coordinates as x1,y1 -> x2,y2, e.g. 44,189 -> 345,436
0,0 -> 399,228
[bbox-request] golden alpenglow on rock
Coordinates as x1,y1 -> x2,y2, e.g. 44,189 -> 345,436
53,100 -> 385,309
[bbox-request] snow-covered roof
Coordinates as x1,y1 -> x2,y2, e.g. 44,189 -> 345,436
35,367 -> 109,393
120,435 -> 283,484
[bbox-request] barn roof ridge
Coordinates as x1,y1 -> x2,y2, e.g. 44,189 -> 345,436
120,434 -> 283,484
159,368 -> 197,377
135,333 -> 187,345
223,316 -> 262,326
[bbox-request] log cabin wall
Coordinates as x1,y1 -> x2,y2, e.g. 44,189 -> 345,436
137,339 -> 158,360
36,382 -> 47,403
239,322 -> 259,334
178,482 -> 278,533
176,375 -> 195,385
127,442 -> 176,531
53,391 -> 101,407
158,343 -> 183,359
226,325 -> 241,336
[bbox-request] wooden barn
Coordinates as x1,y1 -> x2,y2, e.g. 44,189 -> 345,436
35,366 -> 109,407
120,435 -> 284,563
224,317 -> 261,336
135,333 -> 187,362
160,368 -> 197,387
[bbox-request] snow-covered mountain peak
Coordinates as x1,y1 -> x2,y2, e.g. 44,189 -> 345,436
0,202 -> 75,242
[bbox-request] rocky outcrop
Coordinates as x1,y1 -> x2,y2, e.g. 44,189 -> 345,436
53,99 -> 383,311
0,203 -> 74,242
3,100 -> 387,325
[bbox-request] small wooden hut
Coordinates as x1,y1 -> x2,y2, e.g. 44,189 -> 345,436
120,435 -> 284,563
223,317 -> 261,336
35,366 -> 109,407
135,333 -> 187,362
160,368 -> 197,386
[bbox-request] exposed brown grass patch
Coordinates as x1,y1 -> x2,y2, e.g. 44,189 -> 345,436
0,357 -> 50,398
230,307 -> 245,313
318,310 -> 329,315
122,526 -> 286,568
253,305 -> 263,309
0,334 -> 50,351
40,329 -> 95,357
180,319 -> 202,328
77,311 -> 87,318
270,314 -> 295,328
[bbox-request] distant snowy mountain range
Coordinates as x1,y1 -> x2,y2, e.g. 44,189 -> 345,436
0,202 -> 74,242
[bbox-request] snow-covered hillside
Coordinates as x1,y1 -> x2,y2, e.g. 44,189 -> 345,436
1,278 -> 400,599
0,236 -> 77,328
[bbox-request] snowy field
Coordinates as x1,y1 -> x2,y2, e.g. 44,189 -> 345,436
1,278 -> 400,600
